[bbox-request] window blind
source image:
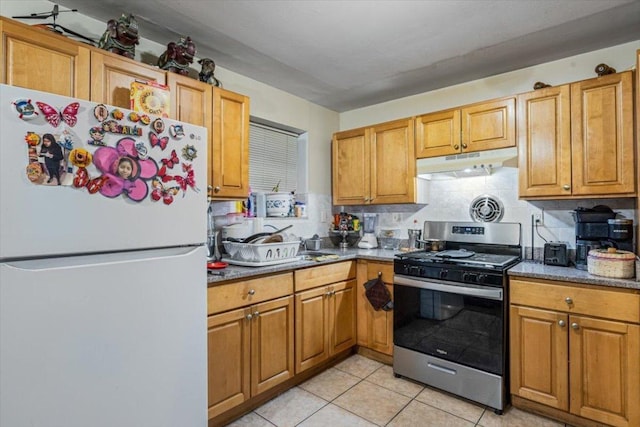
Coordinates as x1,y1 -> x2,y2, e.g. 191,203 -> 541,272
249,122 -> 299,193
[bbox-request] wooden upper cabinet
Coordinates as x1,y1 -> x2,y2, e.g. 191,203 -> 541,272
518,71 -> 635,199
0,17 -> 89,99
370,118 -> 416,204
416,97 -> 515,158
332,118 -> 415,205
415,109 -> 461,157
570,71 -> 635,197
90,50 -> 166,108
332,127 -> 369,205
517,85 -> 572,198
462,97 -> 515,152
210,88 -> 250,199
167,73 -> 212,127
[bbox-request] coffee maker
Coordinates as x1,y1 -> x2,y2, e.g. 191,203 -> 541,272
573,206 -> 633,270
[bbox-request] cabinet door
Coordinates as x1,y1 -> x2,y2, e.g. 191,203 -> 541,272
166,73 -> 212,126
370,118 -> 416,204
90,51 -> 166,108
210,88 -> 250,199
356,261 -> 394,356
207,307 -> 251,419
251,296 -> 294,395
295,286 -> 329,373
415,109 -> 461,158
329,280 -> 356,355
569,315 -> 640,427
517,85 -> 572,198
510,305 -> 569,410
462,97 -> 515,153
332,127 -> 369,205
571,72 -> 635,196
0,18 -> 89,99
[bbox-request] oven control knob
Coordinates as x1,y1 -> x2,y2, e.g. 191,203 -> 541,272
410,266 -> 421,275
439,269 -> 448,279
477,274 -> 487,283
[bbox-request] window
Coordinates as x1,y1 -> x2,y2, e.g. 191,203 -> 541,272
249,119 -> 305,193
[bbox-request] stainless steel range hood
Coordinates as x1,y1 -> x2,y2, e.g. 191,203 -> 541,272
416,147 -> 518,179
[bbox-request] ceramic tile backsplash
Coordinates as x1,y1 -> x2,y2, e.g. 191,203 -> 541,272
212,167 -> 636,256
334,167 -> 636,256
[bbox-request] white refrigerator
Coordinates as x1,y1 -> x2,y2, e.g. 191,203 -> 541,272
0,84 -> 208,427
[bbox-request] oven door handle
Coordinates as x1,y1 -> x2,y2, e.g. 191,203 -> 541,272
394,275 -> 503,301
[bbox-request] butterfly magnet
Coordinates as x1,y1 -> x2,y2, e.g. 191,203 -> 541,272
36,101 -> 79,127
149,131 -> 169,150
161,150 -> 179,169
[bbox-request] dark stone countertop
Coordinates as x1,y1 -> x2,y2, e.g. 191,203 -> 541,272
508,260 -> 640,290
208,247 -> 399,285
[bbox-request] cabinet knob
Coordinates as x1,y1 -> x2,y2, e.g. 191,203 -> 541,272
246,314 -> 253,320
253,311 -> 260,317
558,320 -> 566,327
325,291 -> 331,297
571,322 -> 580,330
562,184 -> 570,191
248,289 -> 256,295
565,297 -> 573,305
207,185 -> 213,192
461,143 -> 468,149
453,144 -> 460,150
214,186 -> 221,193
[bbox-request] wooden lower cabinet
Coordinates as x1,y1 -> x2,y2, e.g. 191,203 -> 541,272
356,260 -> 394,356
208,295 -> 294,419
510,277 -> 640,427
295,279 -> 356,373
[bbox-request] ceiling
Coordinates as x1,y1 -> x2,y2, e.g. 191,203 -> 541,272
39,1 -> 640,111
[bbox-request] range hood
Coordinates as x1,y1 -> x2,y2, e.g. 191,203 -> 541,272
417,147 -> 518,179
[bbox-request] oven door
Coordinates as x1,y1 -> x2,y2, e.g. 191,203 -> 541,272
393,274 -> 504,375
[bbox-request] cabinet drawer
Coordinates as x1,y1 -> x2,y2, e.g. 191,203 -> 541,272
294,261 -> 356,292
510,278 -> 640,323
208,273 -> 293,315
366,262 -> 393,283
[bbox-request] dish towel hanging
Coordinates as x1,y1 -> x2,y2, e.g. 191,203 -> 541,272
364,273 -> 393,311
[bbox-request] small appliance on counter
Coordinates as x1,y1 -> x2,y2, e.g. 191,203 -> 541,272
359,213 -> 378,249
543,242 -> 569,266
573,205 -> 634,270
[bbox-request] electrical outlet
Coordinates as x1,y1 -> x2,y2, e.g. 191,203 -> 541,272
534,212 -> 543,225
320,211 -> 328,222
392,213 -> 402,222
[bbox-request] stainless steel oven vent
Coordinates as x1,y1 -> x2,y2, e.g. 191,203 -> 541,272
469,195 -> 504,222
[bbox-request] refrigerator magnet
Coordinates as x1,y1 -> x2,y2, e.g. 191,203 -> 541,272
24,132 -> 40,146
169,124 -> 184,139
94,104 -> 109,122
36,101 -> 79,127
152,118 -> 165,134
149,131 -> 169,150
160,150 -> 179,169
182,144 -> 197,161
88,126 -> 107,146
13,99 -> 38,120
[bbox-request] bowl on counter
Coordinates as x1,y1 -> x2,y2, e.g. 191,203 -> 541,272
329,229 -> 361,248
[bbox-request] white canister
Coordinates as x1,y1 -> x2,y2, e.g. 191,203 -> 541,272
255,193 -> 267,217
266,192 -> 291,217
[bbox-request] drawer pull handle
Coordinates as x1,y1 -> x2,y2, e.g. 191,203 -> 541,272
571,322 -> 579,330
248,289 -> 256,296
558,320 -> 566,327
565,297 -> 573,305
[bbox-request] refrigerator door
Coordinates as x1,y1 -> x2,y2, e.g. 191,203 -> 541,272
0,245 -> 207,427
0,84 -> 207,260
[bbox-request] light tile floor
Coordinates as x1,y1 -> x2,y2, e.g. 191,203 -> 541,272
226,354 -> 572,427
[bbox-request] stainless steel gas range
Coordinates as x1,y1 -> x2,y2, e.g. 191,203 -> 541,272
393,221 -> 521,414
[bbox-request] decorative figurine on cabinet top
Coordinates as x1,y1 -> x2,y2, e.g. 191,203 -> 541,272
157,36 -> 196,75
198,58 -> 222,87
97,13 -> 140,59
